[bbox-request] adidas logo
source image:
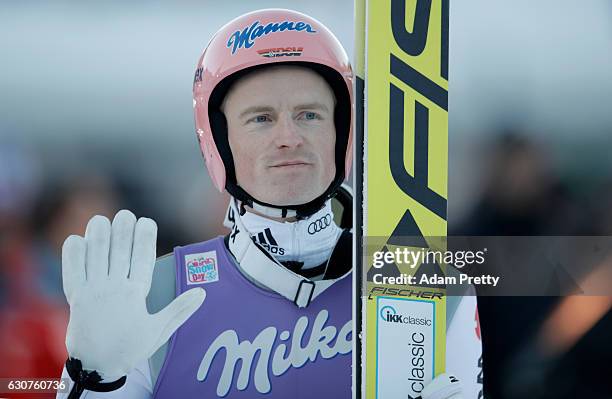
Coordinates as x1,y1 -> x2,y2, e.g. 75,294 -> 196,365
254,228 -> 286,255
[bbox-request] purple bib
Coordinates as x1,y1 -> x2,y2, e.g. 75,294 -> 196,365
153,237 -> 352,398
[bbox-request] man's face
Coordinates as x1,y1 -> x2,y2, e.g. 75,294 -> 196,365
222,65 -> 336,206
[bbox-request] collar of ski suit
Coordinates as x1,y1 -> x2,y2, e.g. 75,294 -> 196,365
223,198 -> 347,308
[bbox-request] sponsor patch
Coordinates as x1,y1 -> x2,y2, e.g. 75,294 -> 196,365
193,66 -> 203,84
376,297 -> 436,398
308,213 -> 331,235
227,20 -> 316,55
257,46 -> 304,58
254,228 -> 286,255
185,251 -> 219,285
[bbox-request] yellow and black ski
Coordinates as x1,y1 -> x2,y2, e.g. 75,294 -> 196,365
355,1 -> 449,397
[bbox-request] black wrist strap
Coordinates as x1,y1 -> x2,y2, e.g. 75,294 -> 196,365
65,357 -> 127,399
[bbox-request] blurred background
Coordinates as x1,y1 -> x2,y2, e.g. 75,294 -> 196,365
0,0 -> 610,398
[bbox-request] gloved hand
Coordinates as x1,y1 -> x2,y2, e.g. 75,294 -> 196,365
62,210 -> 206,381
417,373 -> 463,399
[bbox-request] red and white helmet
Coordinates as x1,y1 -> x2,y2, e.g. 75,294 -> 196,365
193,8 -> 353,218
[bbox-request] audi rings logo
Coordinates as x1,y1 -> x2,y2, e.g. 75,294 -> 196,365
308,214 -> 331,235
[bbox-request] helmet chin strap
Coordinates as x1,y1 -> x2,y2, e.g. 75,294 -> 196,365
248,200 -> 299,219
227,183 -> 332,219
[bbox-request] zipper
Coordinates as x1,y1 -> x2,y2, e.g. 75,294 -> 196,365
293,221 -> 300,262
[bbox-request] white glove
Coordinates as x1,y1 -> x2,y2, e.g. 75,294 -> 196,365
419,373 -> 463,399
62,210 -> 206,381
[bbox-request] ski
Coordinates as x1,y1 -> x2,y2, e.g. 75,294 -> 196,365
355,0 -> 450,397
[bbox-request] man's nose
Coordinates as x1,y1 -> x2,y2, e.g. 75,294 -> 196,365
273,115 -> 304,148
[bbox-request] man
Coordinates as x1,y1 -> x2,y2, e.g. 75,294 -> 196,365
58,9 -> 479,399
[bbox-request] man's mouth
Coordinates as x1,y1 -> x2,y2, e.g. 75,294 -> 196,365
269,160 -> 311,168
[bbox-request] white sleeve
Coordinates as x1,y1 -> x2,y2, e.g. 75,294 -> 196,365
56,359 -> 153,399
446,288 -> 484,399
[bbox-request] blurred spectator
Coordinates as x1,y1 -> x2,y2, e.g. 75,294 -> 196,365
0,165 -> 121,393
453,130 -> 611,399
0,142 -> 64,393
30,174 -> 121,301
456,131 -> 584,235
0,142 -> 41,306
586,178 -> 612,235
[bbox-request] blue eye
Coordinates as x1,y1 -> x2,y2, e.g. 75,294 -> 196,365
303,112 -> 318,120
252,115 -> 269,123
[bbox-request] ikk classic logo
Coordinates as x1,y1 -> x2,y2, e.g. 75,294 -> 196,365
376,298 -> 435,398
379,305 -> 432,326
227,20 -> 317,54
185,251 -> 219,285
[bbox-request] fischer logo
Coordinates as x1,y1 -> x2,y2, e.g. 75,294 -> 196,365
227,20 -> 316,55
197,309 -> 351,396
379,306 -> 432,326
258,46 -> 304,58
368,286 -> 444,300
185,251 -> 219,284
308,213 -> 331,235
255,228 -> 285,255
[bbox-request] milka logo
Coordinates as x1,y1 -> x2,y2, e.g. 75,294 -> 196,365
197,309 -> 351,396
227,20 -> 316,55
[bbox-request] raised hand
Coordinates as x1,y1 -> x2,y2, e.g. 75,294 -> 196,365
62,210 -> 206,381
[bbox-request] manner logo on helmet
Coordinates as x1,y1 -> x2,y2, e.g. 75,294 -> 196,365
185,251 -> 219,285
257,46 -> 304,58
308,213 -> 331,235
227,20 -> 316,55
